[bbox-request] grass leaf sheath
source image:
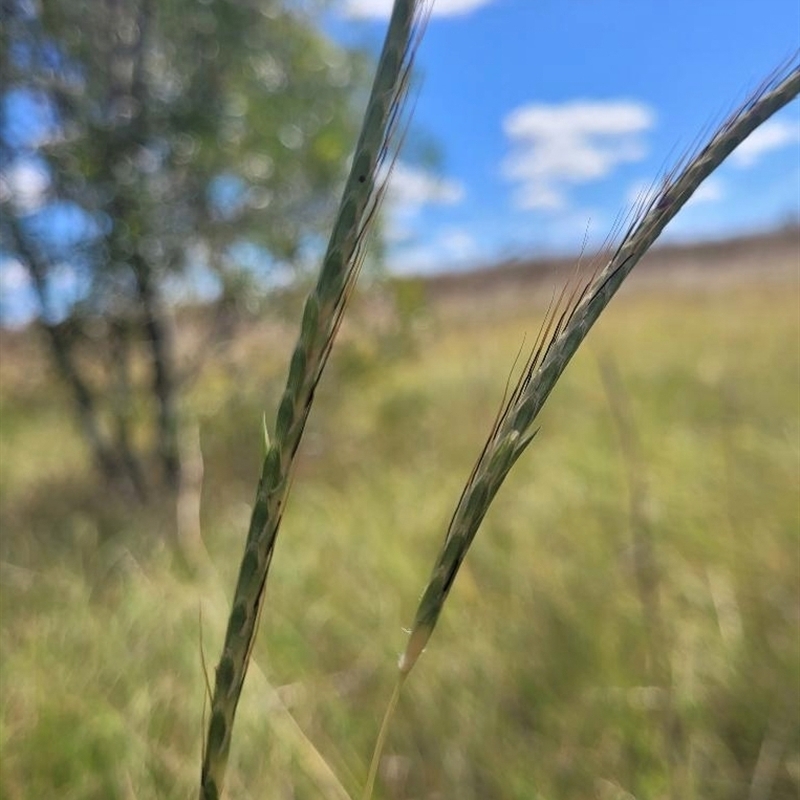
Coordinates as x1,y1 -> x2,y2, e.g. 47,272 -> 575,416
199,2 -> 430,797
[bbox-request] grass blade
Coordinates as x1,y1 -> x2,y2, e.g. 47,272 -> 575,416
361,58 -> 798,800
199,3 -> 430,797
399,59 -> 800,678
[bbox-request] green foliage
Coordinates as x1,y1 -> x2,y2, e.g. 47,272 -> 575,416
0,0 -> 372,500
1,277 -> 797,798
21,0 -> 369,268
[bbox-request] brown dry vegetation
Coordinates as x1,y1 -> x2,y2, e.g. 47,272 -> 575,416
419,226 -> 799,323
2,226 -> 796,375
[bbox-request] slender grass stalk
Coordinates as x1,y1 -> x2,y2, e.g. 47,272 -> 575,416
362,675 -> 406,800
199,581 -> 354,798
199,3 -> 429,797
597,355 -> 682,799
596,356 -> 665,677
399,58 -> 800,678
363,59 -> 800,799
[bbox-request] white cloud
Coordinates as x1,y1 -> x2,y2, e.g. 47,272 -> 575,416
625,179 -> 659,209
387,161 -> 465,209
502,99 -> 655,211
343,0 -> 495,19
384,162 -> 465,250
381,161 -> 465,244
436,227 -> 476,257
730,119 -> 800,168
391,226 -> 480,274
685,176 -> 724,206
520,207 -> 610,254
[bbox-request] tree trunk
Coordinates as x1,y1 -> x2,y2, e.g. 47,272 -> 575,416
7,218 -> 147,500
132,254 -> 182,495
108,318 -> 150,502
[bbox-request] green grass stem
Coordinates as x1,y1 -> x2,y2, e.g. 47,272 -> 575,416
398,60 -> 800,681
362,675 -> 406,800
199,2 -> 429,797
361,58 -> 800,800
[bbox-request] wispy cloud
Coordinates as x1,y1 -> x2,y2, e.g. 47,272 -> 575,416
391,226 -> 480,274
730,119 -> 800,168
342,0 -> 496,19
625,178 -> 659,210
685,176 -> 724,206
502,99 -> 655,211
388,162 -> 465,208
383,161 -> 465,242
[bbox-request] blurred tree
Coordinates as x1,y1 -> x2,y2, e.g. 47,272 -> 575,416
0,0 -> 370,506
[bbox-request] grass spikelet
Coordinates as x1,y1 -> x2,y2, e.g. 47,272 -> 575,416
199,2 -> 431,797
362,57 -> 799,800
398,56 -> 799,679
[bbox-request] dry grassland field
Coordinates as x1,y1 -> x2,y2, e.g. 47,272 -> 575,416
0,229 -> 798,799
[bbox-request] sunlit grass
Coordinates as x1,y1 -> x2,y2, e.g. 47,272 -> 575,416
1,274 -> 798,798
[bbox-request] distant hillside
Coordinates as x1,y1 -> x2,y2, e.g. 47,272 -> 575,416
417,226 -> 799,303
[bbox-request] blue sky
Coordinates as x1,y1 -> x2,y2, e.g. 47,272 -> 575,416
2,0 -> 798,325
331,0 -> 800,273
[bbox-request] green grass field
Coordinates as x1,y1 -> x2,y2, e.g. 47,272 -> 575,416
1,260 -> 798,799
